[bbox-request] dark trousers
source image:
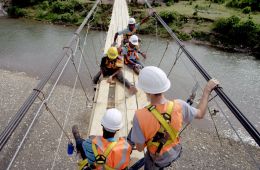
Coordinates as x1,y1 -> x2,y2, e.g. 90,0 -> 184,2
93,69 -> 132,88
75,138 -> 87,159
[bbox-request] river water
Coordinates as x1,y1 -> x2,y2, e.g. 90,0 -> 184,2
0,18 -> 259,143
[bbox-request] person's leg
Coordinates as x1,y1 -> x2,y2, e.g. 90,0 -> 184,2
144,152 -> 160,170
115,70 -> 137,94
114,70 -> 132,89
127,128 -> 135,147
134,59 -> 144,68
72,125 -> 87,159
92,71 -> 101,84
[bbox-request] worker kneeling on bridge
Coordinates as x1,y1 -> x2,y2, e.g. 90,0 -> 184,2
73,108 -> 132,170
93,46 -> 137,94
129,66 -> 219,169
120,35 -> 146,75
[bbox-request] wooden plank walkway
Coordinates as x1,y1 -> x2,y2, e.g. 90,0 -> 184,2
88,0 -> 149,166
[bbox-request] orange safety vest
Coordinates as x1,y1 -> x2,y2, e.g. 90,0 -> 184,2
91,136 -> 131,170
123,28 -> 137,41
122,45 -> 140,65
135,100 -> 183,155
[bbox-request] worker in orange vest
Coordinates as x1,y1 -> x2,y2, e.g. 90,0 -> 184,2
93,46 -> 137,94
120,35 -> 146,74
113,15 -> 151,46
72,108 -> 132,170
129,66 -> 219,169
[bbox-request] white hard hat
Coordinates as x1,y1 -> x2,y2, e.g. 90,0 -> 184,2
101,108 -> 123,132
136,66 -> 171,94
129,35 -> 139,46
128,18 -> 136,25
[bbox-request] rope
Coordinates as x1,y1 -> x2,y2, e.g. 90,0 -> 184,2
34,89 -> 71,142
176,52 -> 259,168
7,51 -> 74,170
157,40 -> 169,67
213,100 -> 260,169
167,47 -> 183,77
78,24 -> 93,80
50,36 -> 87,170
145,0 -> 260,145
207,107 -> 223,146
69,54 -> 91,103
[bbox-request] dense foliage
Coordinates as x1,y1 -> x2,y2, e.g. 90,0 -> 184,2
213,16 -> 260,48
226,0 -> 260,11
8,0 -> 112,26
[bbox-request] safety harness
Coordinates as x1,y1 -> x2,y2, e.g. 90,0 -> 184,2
78,141 -> 118,170
146,101 -> 179,155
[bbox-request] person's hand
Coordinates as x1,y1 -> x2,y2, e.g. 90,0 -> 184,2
204,78 -> 219,94
141,52 -> 146,59
107,76 -> 113,83
112,42 -> 117,47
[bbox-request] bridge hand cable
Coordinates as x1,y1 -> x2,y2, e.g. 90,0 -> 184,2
178,53 -> 258,168
144,0 -> 260,146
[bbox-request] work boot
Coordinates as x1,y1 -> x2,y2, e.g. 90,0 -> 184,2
72,125 -> 81,140
129,86 -> 137,95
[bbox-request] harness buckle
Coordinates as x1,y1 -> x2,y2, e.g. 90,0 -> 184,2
147,105 -> 156,112
162,113 -> 171,122
95,154 -> 106,165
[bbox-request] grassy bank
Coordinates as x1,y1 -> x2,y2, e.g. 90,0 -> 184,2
6,0 -> 260,56
7,0 -> 112,28
130,0 -> 260,56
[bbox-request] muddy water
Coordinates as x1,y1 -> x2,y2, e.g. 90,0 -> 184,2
0,18 -> 259,143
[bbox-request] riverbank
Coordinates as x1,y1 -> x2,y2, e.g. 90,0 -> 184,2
0,69 -> 259,169
5,0 -> 260,57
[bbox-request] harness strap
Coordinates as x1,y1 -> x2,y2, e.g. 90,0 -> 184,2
146,101 -> 179,153
92,141 -> 117,169
78,159 -> 88,170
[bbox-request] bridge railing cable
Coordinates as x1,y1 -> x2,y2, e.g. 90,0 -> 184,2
144,0 -> 260,147
0,0 -> 101,152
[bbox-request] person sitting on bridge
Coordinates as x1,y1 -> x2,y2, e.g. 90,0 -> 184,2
129,66 -> 219,169
93,46 -> 137,94
113,14 -> 151,46
120,35 -> 146,75
72,108 -> 132,170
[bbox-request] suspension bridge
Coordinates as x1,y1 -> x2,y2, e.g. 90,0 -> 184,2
0,0 -> 259,169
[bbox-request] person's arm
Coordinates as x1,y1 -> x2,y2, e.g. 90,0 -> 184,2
100,57 -> 107,74
140,16 -> 150,25
130,115 -> 146,152
140,9 -> 155,25
113,32 -> 119,44
138,50 -> 146,59
196,78 -> 219,119
136,143 -> 145,152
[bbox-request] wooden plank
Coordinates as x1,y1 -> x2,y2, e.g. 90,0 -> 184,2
89,0 -> 147,166
134,74 -> 149,109
89,80 -> 110,136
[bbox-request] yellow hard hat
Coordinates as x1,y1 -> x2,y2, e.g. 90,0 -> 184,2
107,47 -> 118,60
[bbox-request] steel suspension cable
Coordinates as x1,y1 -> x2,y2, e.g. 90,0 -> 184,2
177,53 -> 258,167
7,51 -> 74,170
0,0 -> 101,152
50,37 -> 87,170
144,0 -> 260,146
